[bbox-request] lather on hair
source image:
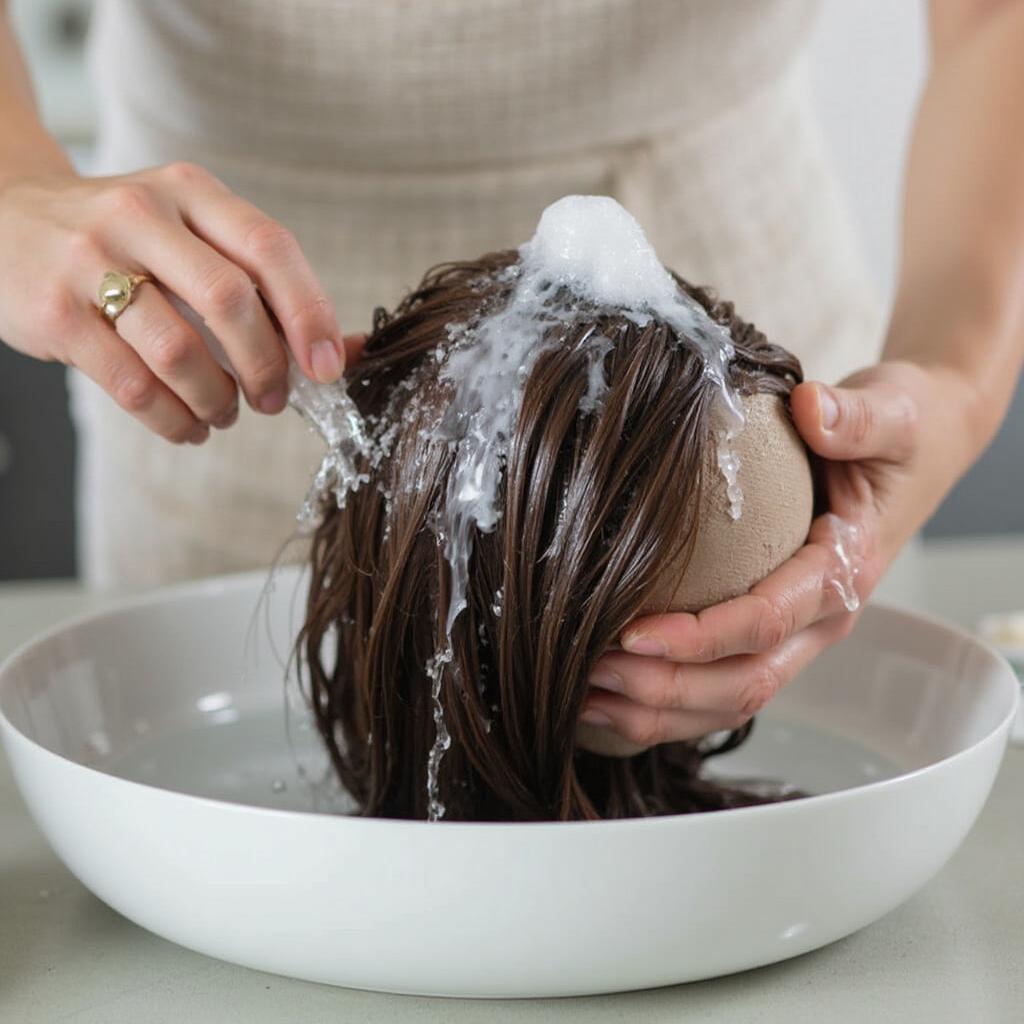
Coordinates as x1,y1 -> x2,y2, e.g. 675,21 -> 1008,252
297,249 -> 814,821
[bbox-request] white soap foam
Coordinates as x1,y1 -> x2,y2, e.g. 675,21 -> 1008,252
523,196 -> 743,430
523,195 -> 682,310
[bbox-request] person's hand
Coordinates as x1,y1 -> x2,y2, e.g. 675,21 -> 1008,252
0,164 -> 349,444
579,360 -> 977,750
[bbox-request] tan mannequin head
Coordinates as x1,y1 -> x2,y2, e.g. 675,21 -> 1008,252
577,392 -> 813,757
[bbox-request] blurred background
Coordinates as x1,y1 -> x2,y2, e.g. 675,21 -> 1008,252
1,0 -> 1021,580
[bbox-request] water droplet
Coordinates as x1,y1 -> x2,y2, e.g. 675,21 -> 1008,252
824,513 -> 862,612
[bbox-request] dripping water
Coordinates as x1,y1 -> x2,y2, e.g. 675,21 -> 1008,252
823,513 -> 863,613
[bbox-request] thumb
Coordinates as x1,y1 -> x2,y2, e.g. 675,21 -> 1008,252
790,378 -> 916,462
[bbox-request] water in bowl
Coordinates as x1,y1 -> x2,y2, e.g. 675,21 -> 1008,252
101,705 -> 902,816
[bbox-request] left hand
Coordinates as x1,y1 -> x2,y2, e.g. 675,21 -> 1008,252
579,360 -> 976,750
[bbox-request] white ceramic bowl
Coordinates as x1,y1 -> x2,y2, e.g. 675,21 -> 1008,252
0,569 -> 1017,998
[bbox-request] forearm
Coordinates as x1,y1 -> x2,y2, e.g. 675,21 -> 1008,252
884,0 -> 1024,455
0,9 -> 74,187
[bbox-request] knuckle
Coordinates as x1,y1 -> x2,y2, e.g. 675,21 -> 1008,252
691,618 -> 726,662
114,371 -> 158,414
244,218 -> 298,264
102,182 -> 156,219
846,394 -> 874,447
737,664 -> 781,719
700,634 -> 728,663
245,351 -> 288,394
199,265 -> 256,320
622,710 -> 663,749
752,596 -> 790,652
65,227 -> 104,267
660,665 -> 690,711
39,288 -> 78,334
148,322 -> 196,374
237,338 -> 287,390
286,292 -> 333,331
209,394 -> 238,424
163,160 -> 210,187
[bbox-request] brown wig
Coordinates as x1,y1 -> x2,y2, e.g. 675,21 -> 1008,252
298,250 -> 803,822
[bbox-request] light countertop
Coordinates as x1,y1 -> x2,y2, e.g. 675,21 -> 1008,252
1,537 -> 1022,1023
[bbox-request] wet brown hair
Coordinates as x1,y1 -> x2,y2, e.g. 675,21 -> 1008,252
298,250 -> 803,821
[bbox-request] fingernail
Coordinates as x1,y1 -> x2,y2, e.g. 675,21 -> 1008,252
818,385 -> 839,430
258,386 -> 288,414
212,404 -> 238,430
621,632 -> 666,657
188,425 -> 209,445
589,669 -> 625,694
580,707 -> 613,728
311,339 -> 342,384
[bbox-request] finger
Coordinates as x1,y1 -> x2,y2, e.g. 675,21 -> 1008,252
621,514 -> 865,662
162,165 -> 345,383
594,612 -> 852,718
114,281 -> 239,427
111,214 -> 289,415
66,311 -> 207,445
790,378 -> 917,463
580,690 -> 736,748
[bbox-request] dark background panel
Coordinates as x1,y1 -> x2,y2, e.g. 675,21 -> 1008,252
0,345 -> 76,579
923,377 -> 1024,537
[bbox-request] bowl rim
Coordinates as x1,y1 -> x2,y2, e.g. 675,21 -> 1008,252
1,568 -> 1018,835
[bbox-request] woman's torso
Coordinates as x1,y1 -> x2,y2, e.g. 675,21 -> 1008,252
74,0 -> 883,586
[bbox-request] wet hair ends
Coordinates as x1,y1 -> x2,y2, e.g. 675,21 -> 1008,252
298,250 -> 809,821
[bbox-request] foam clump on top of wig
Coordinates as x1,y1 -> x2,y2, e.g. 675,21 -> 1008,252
523,196 -> 744,444
522,196 -> 739,420
524,194 -> 686,308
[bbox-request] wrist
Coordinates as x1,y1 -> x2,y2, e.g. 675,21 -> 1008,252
920,362 -> 992,473
0,161 -> 78,204
883,278 -> 1019,459
0,114 -> 75,193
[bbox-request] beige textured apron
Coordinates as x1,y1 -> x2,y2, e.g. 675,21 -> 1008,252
73,0 -> 883,588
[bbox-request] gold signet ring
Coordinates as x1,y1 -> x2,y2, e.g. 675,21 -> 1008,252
98,271 -> 151,323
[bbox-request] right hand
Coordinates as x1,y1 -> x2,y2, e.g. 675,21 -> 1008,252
0,163 -> 348,444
